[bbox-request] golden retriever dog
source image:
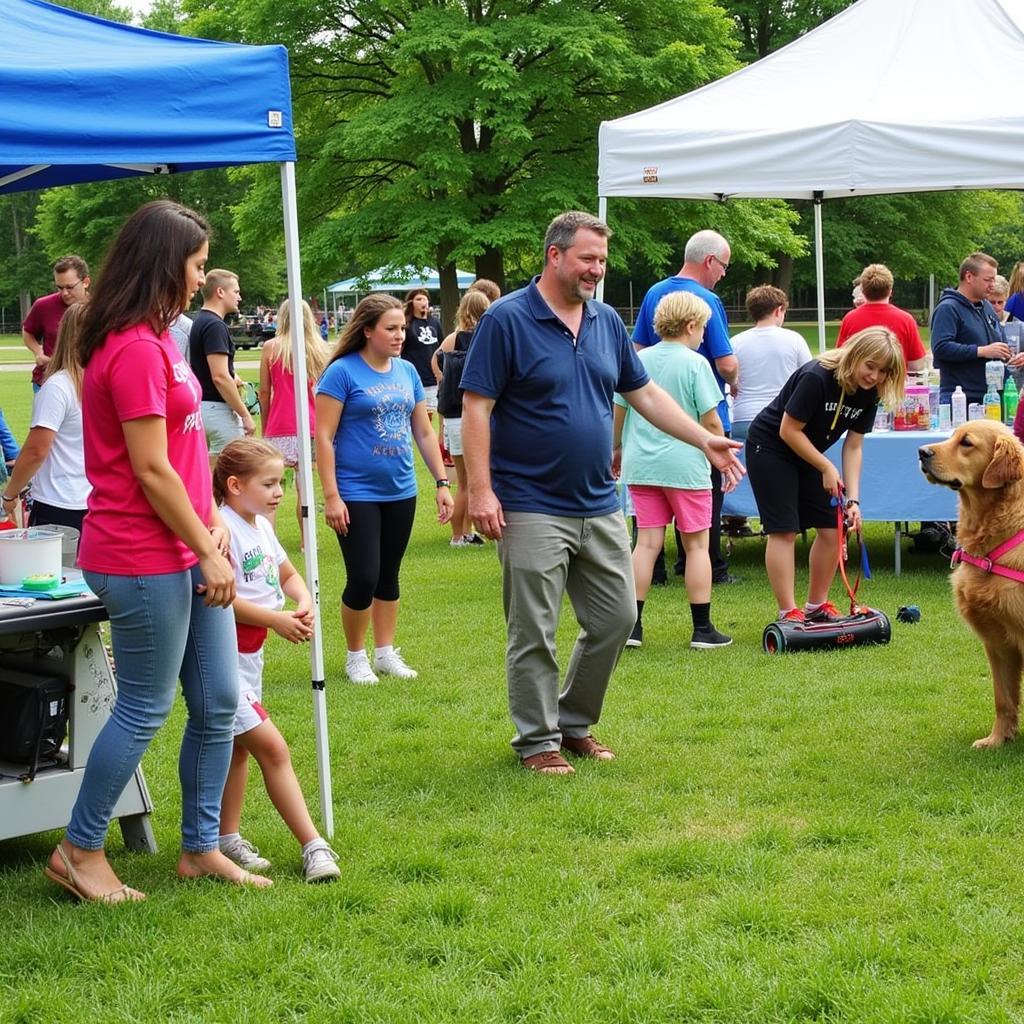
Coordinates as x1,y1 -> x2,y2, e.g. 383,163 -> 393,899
920,420 -> 1024,747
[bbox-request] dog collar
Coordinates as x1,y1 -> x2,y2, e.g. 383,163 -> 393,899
951,529 -> 1024,583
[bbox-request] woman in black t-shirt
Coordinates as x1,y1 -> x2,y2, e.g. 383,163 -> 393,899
746,328 -> 905,625
401,289 -> 443,416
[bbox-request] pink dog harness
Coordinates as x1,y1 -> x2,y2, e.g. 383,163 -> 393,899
951,529 -> 1024,583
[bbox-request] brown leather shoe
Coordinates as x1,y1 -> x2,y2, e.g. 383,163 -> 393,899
561,734 -> 616,761
521,750 -> 575,775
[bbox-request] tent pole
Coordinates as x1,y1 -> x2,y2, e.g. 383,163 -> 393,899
280,161 -> 334,839
814,192 -> 826,354
596,196 -> 608,302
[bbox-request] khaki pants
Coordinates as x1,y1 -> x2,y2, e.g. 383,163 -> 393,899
497,510 -> 636,757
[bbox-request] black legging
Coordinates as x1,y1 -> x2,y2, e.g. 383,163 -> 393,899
336,497 -> 417,610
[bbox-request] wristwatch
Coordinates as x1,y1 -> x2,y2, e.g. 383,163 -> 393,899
435,478 -> 451,489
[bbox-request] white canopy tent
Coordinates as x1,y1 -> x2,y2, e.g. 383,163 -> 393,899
597,0 -> 1024,349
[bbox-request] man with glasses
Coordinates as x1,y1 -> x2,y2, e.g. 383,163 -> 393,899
633,230 -> 739,586
21,255 -> 90,393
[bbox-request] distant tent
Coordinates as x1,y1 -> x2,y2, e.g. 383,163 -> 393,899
327,267 -> 476,296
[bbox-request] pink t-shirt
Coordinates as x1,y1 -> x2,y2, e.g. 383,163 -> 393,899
22,292 -> 69,386
79,324 -> 212,575
263,353 -> 316,438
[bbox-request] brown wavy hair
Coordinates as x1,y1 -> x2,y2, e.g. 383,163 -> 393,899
78,200 -> 209,366
328,293 -> 403,364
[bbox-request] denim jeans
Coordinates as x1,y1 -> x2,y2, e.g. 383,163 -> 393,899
67,566 -> 239,852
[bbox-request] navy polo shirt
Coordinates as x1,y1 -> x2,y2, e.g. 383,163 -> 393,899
460,277 -> 649,517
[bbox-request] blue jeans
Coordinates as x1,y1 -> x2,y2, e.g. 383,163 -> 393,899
67,566 -> 239,852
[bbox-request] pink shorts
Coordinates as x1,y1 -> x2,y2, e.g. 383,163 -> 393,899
628,484 -> 712,533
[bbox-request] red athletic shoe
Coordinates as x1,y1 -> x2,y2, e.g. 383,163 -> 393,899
805,601 -> 842,623
778,608 -> 806,623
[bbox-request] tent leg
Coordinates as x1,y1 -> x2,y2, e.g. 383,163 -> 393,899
596,196 -> 608,302
280,161 -> 334,840
814,193 -> 826,354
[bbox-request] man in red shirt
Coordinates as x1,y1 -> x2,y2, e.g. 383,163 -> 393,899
837,263 -> 927,372
21,254 -> 90,392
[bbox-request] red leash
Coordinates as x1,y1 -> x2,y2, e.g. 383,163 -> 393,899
833,490 -> 869,615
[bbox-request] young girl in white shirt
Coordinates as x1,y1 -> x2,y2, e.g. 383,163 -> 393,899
214,438 -> 340,883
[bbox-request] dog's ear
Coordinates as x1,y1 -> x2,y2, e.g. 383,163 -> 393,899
982,434 -> 1024,488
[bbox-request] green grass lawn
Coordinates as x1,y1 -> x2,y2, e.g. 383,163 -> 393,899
2,367 -> 1021,1023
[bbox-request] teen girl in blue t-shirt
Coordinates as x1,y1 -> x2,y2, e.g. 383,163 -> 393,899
315,293 -> 454,684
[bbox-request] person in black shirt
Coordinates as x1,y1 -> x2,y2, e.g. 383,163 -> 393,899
401,289 -> 442,416
746,328 -> 905,625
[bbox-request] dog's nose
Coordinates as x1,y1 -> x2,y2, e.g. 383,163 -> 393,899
919,446 -> 934,465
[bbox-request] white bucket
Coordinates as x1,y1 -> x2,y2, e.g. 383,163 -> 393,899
0,528 -> 63,586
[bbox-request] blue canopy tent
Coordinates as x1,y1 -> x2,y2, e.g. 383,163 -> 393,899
1,0 -> 334,835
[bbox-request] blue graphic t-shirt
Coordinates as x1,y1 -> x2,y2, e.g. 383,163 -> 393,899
315,352 -> 425,501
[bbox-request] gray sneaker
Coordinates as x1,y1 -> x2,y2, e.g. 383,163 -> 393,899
303,841 -> 341,883
220,835 -> 271,872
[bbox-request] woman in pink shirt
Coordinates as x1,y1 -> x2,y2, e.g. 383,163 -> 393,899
258,298 -> 329,536
44,201 -> 271,904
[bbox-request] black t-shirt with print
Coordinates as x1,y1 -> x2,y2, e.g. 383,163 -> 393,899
402,316 -> 442,386
747,360 -> 877,462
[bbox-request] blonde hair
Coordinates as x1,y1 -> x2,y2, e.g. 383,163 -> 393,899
991,275 -> 1010,300
456,290 -> 490,331
269,299 -> 330,382
1007,261 -> 1024,299
819,327 -> 905,408
653,291 -> 711,340
212,438 -> 284,506
44,301 -> 86,399
200,269 -> 238,301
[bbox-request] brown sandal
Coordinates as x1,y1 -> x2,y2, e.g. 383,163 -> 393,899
43,844 -> 145,904
561,734 -> 616,761
521,751 -> 575,775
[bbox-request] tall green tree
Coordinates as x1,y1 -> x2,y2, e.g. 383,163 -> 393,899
182,0 -> 807,322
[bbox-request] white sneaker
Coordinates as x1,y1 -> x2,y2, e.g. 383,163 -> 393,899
373,647 -> 418,679
450,536 -> 468,547
220,835 -> 271,872
346,651 -> 379,685
303,841 -> 341,883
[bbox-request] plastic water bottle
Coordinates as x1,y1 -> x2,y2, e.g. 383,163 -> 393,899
951,386 -> 967,427
986,360 -> 1005,392
985,387 -> 1002,421
1004,375 -> 1019,427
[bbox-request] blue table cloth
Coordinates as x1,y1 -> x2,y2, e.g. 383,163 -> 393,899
723,429 -> 959,523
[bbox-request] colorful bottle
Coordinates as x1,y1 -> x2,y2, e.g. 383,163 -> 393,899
1004,375 -> 1019,427
951,386 -> 967,428
984,387 -> 1001,421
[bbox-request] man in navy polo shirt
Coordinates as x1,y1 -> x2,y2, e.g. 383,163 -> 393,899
461,211 -> 744,775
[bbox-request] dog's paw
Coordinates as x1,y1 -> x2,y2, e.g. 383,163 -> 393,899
972,731 -> 1015,749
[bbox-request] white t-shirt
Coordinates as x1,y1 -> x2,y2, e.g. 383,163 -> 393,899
220,504 -> 286,611
30,369 -> 91,509
731,325 -> 813,424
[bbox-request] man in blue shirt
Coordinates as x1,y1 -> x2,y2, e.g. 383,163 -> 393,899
634,230 -> 738,585
461,211 -> 744,775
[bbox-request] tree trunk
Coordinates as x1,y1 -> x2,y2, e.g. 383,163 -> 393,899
436,250 -> 460,334
474,246 -> 506,294
10,198 -> 32,320
773,254 -> 794,296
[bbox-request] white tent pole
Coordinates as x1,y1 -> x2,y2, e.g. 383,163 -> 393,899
280,160 -> 334,839
813,193 -> 826,354
596,196 -> 608,302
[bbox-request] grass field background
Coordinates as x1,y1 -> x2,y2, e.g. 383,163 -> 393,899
1,365 -> 1021,1023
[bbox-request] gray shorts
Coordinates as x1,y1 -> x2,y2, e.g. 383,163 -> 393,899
201,401 -> 243,454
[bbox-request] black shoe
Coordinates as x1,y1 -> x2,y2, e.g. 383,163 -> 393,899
712,572 -> 742,585
691,626 -> 732,649
625,620 -> 643,648
673,562 -> 686,577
